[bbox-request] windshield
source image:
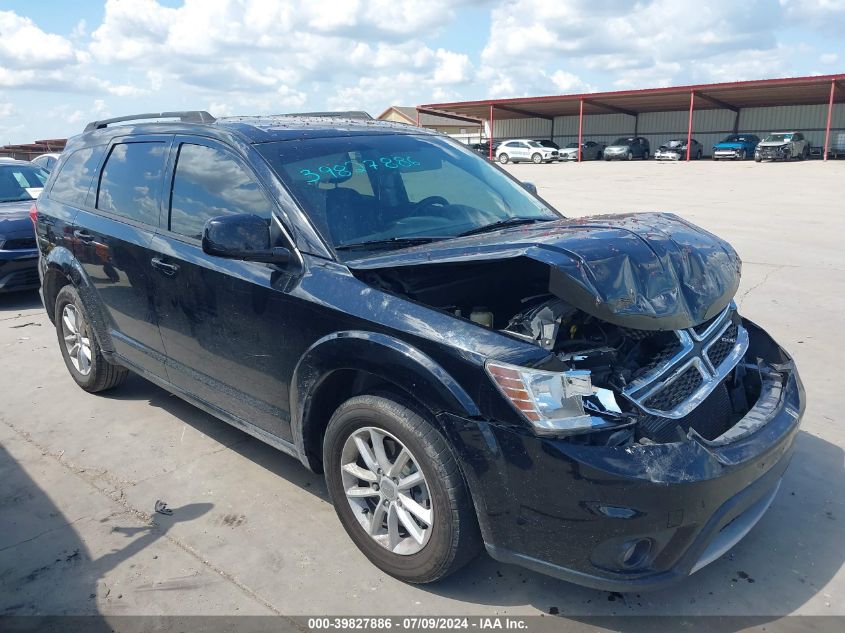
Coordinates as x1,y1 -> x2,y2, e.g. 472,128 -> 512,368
527,141 -> 543,148
764,133 -> 792,143
565,142 -> 579,149
611,138 -> 633,146
258,134 -> 559,257
0,164 -> 48,203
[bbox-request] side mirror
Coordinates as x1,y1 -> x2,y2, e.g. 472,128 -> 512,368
522,182 -> 538,195
202,213 -> 291,264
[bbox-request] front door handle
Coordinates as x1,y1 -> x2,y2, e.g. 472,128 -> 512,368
151,257 -> 180,277
73,229 -> 94,242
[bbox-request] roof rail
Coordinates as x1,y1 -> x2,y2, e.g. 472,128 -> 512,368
83,111 -> 216,133
283,111 -> 373,120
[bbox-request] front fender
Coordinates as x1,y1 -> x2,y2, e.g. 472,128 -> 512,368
290,330 -> 481,468
41,247 -> 114,353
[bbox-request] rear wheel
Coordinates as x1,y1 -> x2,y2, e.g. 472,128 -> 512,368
800,146 -> 809,161
324,395 -> 480,584
643,150 -> 650,160
55,285 -> 128,392
531,153 -> 543,164
627,151 -> 633,161
696,149 -> 702,160
498,153 -> 509,164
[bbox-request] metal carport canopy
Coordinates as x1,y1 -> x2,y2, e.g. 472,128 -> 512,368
421,74 -> 845,161
418,74 -> 845,120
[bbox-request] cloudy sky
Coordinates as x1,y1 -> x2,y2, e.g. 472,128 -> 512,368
0,0 -> 843,144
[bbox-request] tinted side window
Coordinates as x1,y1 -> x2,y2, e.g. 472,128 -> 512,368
169,143 -> 273,240
50,147 -> 103,206
97,142 -> 166,224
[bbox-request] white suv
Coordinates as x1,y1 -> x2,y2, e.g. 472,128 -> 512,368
496,140 -> 559,164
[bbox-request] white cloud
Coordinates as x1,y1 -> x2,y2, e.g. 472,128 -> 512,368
0,10 -> 82,70
0,101 -> 14,118
820,52 -> 839,63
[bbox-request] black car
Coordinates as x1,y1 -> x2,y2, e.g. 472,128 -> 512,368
35,112 -> 804,590
1,160 -> 47,293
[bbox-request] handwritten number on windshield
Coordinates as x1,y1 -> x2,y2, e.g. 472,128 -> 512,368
300,156 -> 421,184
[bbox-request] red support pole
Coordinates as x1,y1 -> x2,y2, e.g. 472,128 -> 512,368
578,98 -> 584,163
824,79 -> 835,161
686,90 -> 695,162
489,104 -> 494,161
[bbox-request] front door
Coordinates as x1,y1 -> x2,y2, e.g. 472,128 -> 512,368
149,138 -> 302,440
73,137 -> 171,378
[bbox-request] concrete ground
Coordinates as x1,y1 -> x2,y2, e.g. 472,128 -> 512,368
1,159 -> 843,621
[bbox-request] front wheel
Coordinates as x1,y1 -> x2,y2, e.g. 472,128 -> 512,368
498,153 -> 509,164
55,285 -> 128,392
738,149 -> 746,160
643,151 -> 650,160
627,151 -> 633,161
531,153 -> 543,164
696,149 -> 702,160
324,395 -> 480,584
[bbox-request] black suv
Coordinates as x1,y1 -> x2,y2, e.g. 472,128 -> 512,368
35,112 -> 804,590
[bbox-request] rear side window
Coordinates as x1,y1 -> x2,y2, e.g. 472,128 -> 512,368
50,147 -> 103,206
97,142 -> 166,224
169,143 -> 274,240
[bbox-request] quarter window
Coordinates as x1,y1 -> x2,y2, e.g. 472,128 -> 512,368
50,147 -> 103,207
97,142 -> 166,224
169,143 -> 274,240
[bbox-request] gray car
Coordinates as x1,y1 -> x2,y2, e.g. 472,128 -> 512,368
558,141 -> 605,161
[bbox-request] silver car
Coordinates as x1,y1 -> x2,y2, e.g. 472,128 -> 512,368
654,139 -> 703,161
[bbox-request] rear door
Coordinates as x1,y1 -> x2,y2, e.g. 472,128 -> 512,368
148,137 -> 301,440
72,136 -> 171,378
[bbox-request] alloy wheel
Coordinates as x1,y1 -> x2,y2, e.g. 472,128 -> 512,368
340,426 -> 433,555
61,304 -> 92,376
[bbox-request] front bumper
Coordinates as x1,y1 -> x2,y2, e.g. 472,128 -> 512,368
0,249 -> 39,293
444,321 -> 804,591
714,149 -> 745,159
655,151 -> 683,161
756,147 -> 789,160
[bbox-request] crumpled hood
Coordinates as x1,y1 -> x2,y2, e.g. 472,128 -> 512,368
758,140 -> 789,148
0,201 -> 35,240
347,213 -> 742,331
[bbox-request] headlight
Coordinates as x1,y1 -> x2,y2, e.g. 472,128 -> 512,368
485,360 -> 622,435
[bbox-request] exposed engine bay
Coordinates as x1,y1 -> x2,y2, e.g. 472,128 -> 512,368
354,257 -> 760,446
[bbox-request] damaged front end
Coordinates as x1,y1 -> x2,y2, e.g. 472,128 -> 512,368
348,212 -> 766,447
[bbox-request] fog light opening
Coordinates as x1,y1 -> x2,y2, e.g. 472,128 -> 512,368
620,538 -> 653,569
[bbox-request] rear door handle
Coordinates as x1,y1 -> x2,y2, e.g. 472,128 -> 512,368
73,229 -> 94,242
151,257 -> 180,277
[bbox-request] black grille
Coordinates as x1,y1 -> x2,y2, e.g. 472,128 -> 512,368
632,339 -> 684,380
639,382 -> 733,442
0,268 -> 40,290
643,365 -> 703,412
1,237 -> 36,250
707,323 -> 738,369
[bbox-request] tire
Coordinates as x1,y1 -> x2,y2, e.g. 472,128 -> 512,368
738,150 -> 746,160
498,153 -> 509,164
755,156 -> 762,163
696,149 -> 702,160
800,146 -> 809,161
54,285 -> 128,393
783,150 -> 791,161
531,153 -> 543,164
324,395 -> 481,584
627,151 -> 633,161
643,151 -> 650,160
597,151 -> 603,159
604,155 -> 611,161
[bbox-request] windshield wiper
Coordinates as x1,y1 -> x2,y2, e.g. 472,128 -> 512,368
334,236 -> 447,251
456,217 -> 549,238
